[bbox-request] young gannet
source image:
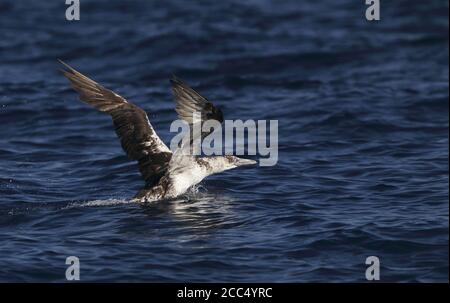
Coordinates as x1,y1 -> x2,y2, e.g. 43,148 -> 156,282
59,60 -> 257,202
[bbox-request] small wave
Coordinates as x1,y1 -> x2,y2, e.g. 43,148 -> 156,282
62,198 -> 135,209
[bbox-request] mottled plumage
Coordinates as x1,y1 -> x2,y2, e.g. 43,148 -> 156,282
60,60 -> 256,202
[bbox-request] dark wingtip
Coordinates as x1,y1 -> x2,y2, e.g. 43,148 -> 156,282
57,59 -> 75,74
58,58 -> 69,68
170,74 -> 184,85
58,59 -> 66,72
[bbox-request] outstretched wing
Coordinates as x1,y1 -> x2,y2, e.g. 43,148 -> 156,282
59,60 -> 172,187
170,76 -> 224,143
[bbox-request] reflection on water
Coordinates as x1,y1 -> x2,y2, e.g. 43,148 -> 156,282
140,189 -> 236,234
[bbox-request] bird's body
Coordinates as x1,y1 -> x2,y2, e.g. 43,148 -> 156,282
59,60 -> 256,202
135,156 -> 242,202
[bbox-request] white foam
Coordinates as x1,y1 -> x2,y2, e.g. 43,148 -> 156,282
63,198 -> 135,209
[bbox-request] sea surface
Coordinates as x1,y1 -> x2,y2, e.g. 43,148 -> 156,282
0,0 -> 448,282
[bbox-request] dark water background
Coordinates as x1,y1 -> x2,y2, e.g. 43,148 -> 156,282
0,0 -> 448,282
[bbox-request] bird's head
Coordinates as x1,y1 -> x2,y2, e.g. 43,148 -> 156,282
223,155 -> 257,169
200,156 -> 257,175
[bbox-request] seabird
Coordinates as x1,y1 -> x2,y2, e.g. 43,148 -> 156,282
59,60 -> 257,202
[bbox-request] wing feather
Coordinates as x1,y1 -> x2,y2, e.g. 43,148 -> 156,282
170,76 -> 224,159
170,75 -> 224,138
59,60 -> 172,187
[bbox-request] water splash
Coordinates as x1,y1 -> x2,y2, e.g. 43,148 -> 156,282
62,198 -> 135,209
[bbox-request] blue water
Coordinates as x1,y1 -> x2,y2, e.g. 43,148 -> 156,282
0,0 -> 448,282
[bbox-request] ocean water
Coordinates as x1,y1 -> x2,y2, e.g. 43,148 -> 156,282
0,0 -> 448,282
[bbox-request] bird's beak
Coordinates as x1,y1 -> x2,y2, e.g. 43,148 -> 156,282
235,158 -> 258,166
